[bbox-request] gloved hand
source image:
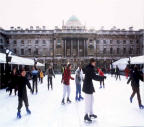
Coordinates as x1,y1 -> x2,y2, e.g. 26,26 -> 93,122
104,76 -> 107,79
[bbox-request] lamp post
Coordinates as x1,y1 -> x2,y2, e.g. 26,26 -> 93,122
5,49 -> 12,87
128,57 -> 131,68
34,57 -> 38,68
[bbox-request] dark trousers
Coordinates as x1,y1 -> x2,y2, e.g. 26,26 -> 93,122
116,74 -> 121,80
32,79 -> 38,93
131,86 -> 141,106
100,80 -> 105,88
40,78 -> 43,84
48,77 -> 52,90
9,89 -> 17,96
18,95 -> 29,112
76,84 -> 81,97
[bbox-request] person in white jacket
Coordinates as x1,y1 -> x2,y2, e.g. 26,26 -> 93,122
75,66 -> 84,101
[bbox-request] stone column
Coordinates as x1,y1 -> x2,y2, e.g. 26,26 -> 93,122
71,39 -> 73,57
78,39 -> 79,57
84,39 -> 85,57
53,39 -> 56,57
65,40 -> 66,58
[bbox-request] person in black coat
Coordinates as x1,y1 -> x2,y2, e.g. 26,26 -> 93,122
115,65 -> 121,80
82,58 -> 106,122
17,69 -> 33,119
6,67 -> 18,96
127,66 -> 144,109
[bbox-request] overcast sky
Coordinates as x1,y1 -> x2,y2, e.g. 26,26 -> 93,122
0,0 -> 144,30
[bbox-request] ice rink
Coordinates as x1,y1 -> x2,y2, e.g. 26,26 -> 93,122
0,74 -> 144,127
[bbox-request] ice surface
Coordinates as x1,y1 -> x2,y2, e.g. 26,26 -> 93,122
0,74 -> 144,127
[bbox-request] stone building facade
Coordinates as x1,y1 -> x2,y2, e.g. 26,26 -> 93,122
0,16 -> 144,71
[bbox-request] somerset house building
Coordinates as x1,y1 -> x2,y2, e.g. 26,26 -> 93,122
0,16 -> 144,71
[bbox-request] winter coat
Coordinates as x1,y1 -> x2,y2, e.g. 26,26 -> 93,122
62,68 -> 74,85
82,64 -> 105,94
31,70 -> 38,80
98,68 -> 104,76
40,71 -> 44,78
116,67 -> 120,74
127,69 -> 143,88
9,72 -> 19,89
46,68 -> 55,78
75,67 -> 83,85
17,76 -> 32,98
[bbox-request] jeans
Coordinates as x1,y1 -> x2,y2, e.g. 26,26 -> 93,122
76,83 -> 81,98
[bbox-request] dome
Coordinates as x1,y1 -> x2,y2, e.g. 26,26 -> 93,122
65,15 -> 82,27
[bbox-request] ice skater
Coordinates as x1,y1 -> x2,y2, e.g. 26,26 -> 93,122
40,69 -> 44,84
82,58 -> 106,122
46,65 -> 55,90
75,66 -> 84,101
127,66 -> 144,109
115,66 -> 121,80
17,69 -> 33,119
97,68 -> 105,88
31,67 -> 39,94
61,64 -> 74,104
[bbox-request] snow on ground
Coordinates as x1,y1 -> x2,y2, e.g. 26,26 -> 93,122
0,74 -> 144,127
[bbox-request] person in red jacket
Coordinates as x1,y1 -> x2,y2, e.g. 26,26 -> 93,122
125,66 -> 130,79
61,64 -> 74,104
97,68 -> 105,88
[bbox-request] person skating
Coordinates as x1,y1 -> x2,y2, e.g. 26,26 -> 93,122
17,69 -> 33,119
46,65 -> 55,90
61,64 -> 74,104
127,66 -> 144,109
40,69 -> 44,84
75,66 -> 84,101
97,68 -> 105,88
115,66 -> 121,80
6,67 -> 18,96
125,66 -> 130,79
31,67 -> 39,94
82,58 -> 106,122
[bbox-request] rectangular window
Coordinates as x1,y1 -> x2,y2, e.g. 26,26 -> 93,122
117,40 -> 120,44
35,40 -> 39,44
21,40 -> 24,45
103,40 -> 106,44
13,48 -> 17,54
117,48 -> 119,54
123,40 -> 126,44
43,40 -> 46,45
110,40 -> 113,44
96,40 -> 99,44
103,48 -> 106,54
21,49 -> 24,55
35,48 -> 38,55
110,48 -> 113,54
123,48 -> 126,54
13,40 -> 17,45
28,49 -> 31,55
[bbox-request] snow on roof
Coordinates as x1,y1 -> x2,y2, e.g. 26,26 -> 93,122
112,55 -> 144,70
0,53 -> 44,66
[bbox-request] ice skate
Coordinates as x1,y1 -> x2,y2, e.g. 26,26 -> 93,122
84,114 -> 92,123
17,111 -> 21,119
26,109 -> 31,114
90,114 -> 97,119
61,98 -> 65,105
67,98 -> 71,103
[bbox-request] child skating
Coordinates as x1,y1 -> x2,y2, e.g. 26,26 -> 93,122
17,69 -> 33,119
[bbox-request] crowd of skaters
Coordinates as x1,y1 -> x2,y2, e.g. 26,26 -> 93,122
2,58 -> 144,122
